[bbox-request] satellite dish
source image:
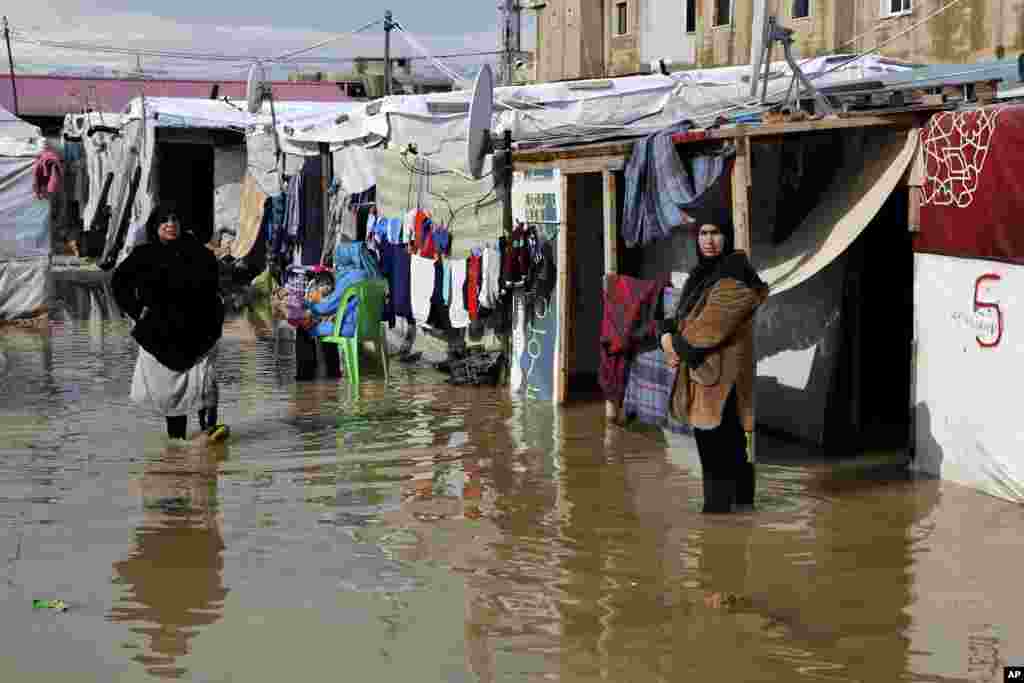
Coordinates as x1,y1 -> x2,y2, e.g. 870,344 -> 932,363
466,63 -> 494,179
246,63 -> 268,114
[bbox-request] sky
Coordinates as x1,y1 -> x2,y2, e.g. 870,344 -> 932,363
4,1 -> 536,80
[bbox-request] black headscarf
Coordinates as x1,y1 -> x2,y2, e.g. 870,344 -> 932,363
145,201 -> 183,245
675,220 -> 766,321
113,200 -> 224,372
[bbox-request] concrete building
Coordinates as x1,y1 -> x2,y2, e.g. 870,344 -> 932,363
535,0 -> 1023,81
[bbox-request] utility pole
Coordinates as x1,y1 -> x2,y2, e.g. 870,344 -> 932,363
499,0 -> 522,85
384,10 -> 395,96
2,16 -> 19,116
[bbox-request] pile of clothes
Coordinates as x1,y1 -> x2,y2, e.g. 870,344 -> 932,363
302,242 -> 384,339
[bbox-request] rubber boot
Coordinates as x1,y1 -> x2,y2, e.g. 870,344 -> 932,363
701,478 -> 736,514
166,415 -> 188,441
735,462 -> 756,509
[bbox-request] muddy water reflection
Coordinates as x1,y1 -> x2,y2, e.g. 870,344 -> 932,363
1,280 -> 1022,682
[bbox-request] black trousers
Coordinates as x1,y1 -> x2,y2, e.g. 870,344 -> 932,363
295,326 -> 342,381
165,406 -> 219,439
694,388 -> 755,508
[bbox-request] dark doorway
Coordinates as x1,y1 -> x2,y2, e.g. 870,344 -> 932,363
157,142 -> 215,244
831,187 -> 914,454
567,173 -> 606,399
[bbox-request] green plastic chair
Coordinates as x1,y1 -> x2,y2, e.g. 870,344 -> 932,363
321,278 -> 390,386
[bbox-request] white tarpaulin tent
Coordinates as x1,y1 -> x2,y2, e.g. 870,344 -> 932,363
81,97 -> 360,265
277,55 -> 917,176
0,104 -> 49,320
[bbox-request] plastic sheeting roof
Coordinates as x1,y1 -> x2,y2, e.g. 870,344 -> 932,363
277,55 -> 918,175
0,104 -> 44,157
119,96 -> 361,132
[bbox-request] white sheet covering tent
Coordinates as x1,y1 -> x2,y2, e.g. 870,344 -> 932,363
277,55 -> 917,174
0,104 -> 49,320
77,97 -> 360,266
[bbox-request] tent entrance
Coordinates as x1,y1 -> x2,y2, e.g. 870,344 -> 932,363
828,187 -> 914,455
156,140 -> 215,245
565,173 -> 606,401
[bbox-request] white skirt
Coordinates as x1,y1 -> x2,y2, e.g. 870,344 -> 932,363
130,343 -> 219,417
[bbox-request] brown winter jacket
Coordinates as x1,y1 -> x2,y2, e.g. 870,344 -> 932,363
670,275 -> 768,431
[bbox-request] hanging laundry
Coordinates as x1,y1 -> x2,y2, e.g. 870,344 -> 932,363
365,208 -> 378,239
285,173 -> 303,238
621,121 -> 733,248
389,243 -> 414,324
33,148 -> 63,199
426,259 -> 451,330
501,223 -> 530,291
622,286 -> 691,433
442,260 -> 451,305
419,216 -> 438,259
466,252 -> 482,320
526,228 -> 556,301
448,260 -> 470,329
300,157 -> 323,265
432,224 -> 451,256
403,208 -> 417,244
599,273 -> 669,406
410,254 -> 435,324
386,217 -> 403,244
413,209 -> 431,253
479,246 -> 501,310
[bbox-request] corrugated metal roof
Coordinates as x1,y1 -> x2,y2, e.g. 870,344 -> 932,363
0,75 -> 355,118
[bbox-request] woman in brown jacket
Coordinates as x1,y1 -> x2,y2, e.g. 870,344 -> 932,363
660,222 -> 768,513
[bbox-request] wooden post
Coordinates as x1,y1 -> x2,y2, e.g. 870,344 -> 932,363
555,170 -> 571,405
732,136 -> 752,252
320,143 -> 331,261
731,135 -> 755,459
602,168 -> 619,419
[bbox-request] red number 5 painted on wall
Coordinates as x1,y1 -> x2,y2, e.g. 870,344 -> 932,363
974,273 -> 1003,348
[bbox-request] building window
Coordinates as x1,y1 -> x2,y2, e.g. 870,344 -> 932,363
616,2 -> 628,35
685,0 -> 697,33
882,0 -> 912,16
714,0 -> 731,27
793,0 -> 810,19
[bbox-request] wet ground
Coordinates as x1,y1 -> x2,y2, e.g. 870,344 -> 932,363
1,279 -> 1023,682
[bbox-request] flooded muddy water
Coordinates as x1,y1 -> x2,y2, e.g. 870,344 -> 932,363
1,281 -> 1022,682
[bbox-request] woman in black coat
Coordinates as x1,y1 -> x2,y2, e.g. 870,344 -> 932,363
112,202 -> 227,441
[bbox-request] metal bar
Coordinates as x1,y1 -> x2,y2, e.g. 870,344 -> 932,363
2,17 -> 18,117
384,11 -> 393,96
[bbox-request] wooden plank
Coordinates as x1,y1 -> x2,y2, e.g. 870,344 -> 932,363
602,168 -> 619,420
512,111 -> 920,165
555,171 -> 571,405
731,137 -> 755,461
731,139 -> 752,252
515,155 -> 628,175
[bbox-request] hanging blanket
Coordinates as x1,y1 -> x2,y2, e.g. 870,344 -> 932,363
621,121 -> 732,248
622,286 -> 691,433
599,273 -> 668,405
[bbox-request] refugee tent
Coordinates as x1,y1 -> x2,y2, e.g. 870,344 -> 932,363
61,112 -> 126,256
78,97 -> 359,268
0,104 -> 49,320
911,103 -> 1024,503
